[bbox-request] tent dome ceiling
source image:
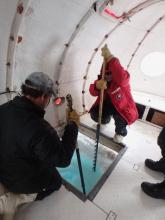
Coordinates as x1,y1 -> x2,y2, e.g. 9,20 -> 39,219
1,0 -> 165,125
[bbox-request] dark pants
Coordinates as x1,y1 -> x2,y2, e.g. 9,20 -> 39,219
90,98 -> 127,136
158,127 -> 165,158
153,126 -> 165,173
0,168 -> 62,201
35,169 -> 62,200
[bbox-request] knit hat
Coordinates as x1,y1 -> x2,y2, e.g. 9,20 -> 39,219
24,72 -> 54,95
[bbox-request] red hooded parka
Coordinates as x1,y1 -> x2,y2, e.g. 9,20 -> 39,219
89,57 -> 138,125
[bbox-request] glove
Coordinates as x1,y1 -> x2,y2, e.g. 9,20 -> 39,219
66,109 -> 80,126
96,79 -> 107,90
101,44 -> 114,61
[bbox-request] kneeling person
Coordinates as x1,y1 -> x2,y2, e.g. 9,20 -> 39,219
0,72 -> 79,201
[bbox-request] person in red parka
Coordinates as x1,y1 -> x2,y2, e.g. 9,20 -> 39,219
89,44 -> 138,143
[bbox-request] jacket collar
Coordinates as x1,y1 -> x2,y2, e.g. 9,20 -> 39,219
12,96 -> 45,118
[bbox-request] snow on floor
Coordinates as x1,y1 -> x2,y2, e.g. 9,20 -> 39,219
15,115 -> 165,220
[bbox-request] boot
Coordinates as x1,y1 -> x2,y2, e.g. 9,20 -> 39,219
113,134 -> 124,144
145,158 -> 165,174
141,180 -> 165,199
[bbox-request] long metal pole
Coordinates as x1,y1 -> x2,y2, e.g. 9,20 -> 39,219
66,94 -> 86,194
76,144 -> 86,194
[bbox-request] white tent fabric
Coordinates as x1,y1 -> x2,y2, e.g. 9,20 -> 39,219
0,0 -> 165,127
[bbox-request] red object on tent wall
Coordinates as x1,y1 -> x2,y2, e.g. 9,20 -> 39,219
17,3 -> 24,14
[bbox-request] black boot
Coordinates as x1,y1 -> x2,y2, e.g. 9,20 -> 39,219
145,158 -> 165,174
141,180 -> 165,199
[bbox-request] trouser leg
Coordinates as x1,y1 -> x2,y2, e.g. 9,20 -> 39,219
158,144 -> 165,173
161,149 -> 165,159
0,184 -> 6,219
157,127 -> 165,157
0,213 -> 15,220
159,144 -> 165,158
35,169 -> 62,201
90,99 -> 114,124
0,190 -> 36,219
90,106 -> 111,124
113,113 -> 127,136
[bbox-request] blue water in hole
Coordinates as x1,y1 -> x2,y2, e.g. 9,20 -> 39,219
58,132 -> 116,195
58,151 -> 103,194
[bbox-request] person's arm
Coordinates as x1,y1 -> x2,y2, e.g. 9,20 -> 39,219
32,121 -> 78,168
89,80 -> 100,97
89,75 -> 107,97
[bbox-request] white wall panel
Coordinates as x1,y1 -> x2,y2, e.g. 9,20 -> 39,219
14,0 -> 94,87
0,0 -> 18,104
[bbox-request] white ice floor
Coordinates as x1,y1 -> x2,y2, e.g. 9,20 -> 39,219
15,115 -> 165,220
